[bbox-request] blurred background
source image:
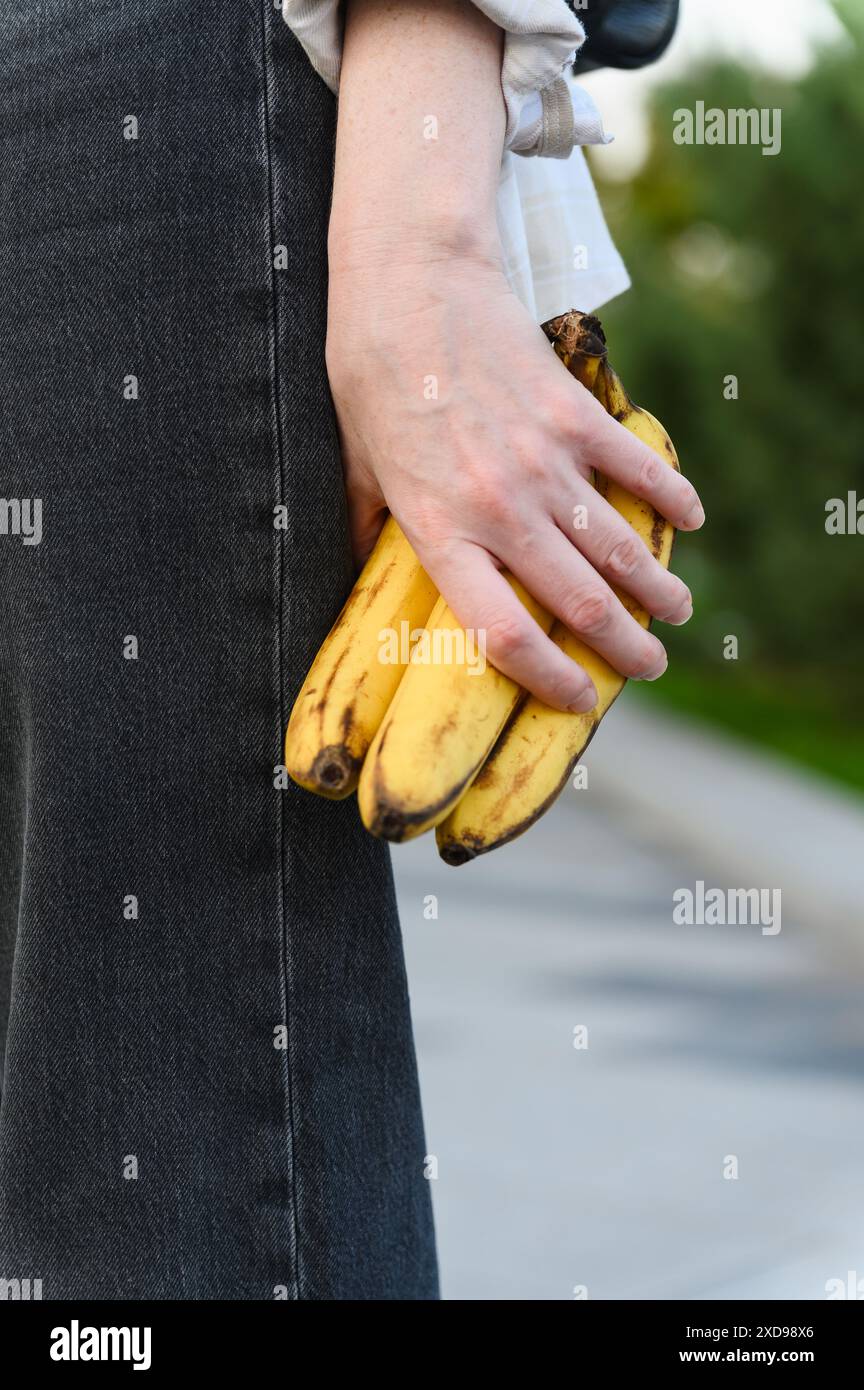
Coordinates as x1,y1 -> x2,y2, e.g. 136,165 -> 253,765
393,0 -> 864,1300
586,0 -> 864,791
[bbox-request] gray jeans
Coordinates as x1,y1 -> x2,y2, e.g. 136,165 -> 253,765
0,0 -> 438,1300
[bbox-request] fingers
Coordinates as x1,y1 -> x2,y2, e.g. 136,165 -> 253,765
419,541 -> 599,711
557,476 -> 692,625
504,524 -> 669,681
578,393 -> 705,531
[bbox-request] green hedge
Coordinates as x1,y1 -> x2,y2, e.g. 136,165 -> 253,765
589,2 -> 864,790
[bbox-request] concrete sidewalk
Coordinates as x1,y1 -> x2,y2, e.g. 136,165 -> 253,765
391,699 -> 864,1300
586,698 -> 864,958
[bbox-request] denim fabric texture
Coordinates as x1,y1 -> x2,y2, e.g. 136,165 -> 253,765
0,0 -> 439,1301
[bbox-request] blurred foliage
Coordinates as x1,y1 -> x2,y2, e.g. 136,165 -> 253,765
588,0 -> 864,791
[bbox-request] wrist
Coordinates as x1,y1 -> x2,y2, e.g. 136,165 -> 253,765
328,196 -> 502,280
325,227 -> 506,389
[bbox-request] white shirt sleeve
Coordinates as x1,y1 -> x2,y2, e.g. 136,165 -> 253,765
499,139 -> 630,324
279,0 -> 586,157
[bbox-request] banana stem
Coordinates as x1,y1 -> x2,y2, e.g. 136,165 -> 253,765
543,310 -> 607,394
595,359 -> 632,419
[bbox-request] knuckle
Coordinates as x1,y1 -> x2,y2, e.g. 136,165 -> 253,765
547,387 -> 584,439
510,427 -> 552,484
507,523 -> 544,561
405,501 -> 453,549
566,586 -> 613,636
483,613 -> 529,662
571,404 -> 605,455
459,469 -> 514,527
520,453 -> 552,488
605,532 -> 643,579
637,450 -> 663,492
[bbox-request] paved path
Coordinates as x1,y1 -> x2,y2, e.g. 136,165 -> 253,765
392,701 -> 864,1301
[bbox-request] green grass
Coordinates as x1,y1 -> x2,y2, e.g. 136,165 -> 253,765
634,665 -> 864,799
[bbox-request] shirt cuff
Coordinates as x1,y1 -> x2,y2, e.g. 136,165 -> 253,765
513,77 -> 614,158
279,0 -> 587,157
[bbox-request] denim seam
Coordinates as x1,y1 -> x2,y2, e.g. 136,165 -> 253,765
258,0 -> 302,1302
0,719 -> 31,1110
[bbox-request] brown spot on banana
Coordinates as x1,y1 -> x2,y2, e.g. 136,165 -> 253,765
650,510 -> 667,559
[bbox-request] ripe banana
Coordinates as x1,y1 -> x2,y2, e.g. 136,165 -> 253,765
354,312 -> 609,842
436,352 -> 679,865
357,579 -> 554,842
284,516 -> 438,798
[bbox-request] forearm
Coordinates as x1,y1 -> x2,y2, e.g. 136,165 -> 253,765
324,0 -> 700,710
329,0 -> 506,274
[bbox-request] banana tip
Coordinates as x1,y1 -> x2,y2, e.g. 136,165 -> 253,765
311,745 -> 357,796
439,843 -> 477,868
377,809 -> 415,842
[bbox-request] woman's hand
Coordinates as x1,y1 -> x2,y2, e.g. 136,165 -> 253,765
329,0 -> 703,711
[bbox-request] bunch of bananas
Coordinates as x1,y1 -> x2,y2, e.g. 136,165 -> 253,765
284,310 -> 679,864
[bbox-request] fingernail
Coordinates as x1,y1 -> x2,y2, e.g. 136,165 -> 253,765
683,501 -> 705,530
667,594 -> 693,625
639,654 -> 668,681
567,684 -> 598,713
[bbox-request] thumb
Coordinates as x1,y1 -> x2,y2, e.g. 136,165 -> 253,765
346,490 -> 387,568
